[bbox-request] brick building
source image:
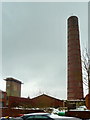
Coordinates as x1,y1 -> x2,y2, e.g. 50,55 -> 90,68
8,96 -> 32,108
31,94 -> 63,108
7,94 -> 63,109
0,90 -> 7,107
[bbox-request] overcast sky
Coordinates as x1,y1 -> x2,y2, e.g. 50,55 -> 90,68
0,2 -> 88,100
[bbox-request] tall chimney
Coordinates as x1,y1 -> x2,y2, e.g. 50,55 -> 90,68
67,16 -> 83,100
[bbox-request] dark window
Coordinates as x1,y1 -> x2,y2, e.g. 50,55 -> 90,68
0,102 -> 2,107
25,116 -> 34,120
0,93 -> 4,99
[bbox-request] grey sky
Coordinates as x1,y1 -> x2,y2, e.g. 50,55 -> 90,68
88,2 -> 90,57
1,2 -> 88,99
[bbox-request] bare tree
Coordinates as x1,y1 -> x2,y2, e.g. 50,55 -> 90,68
82,48 -> 90,94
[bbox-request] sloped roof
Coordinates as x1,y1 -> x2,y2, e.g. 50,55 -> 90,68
31,93 -> 63,101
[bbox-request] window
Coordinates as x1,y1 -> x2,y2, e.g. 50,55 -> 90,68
0,102 -> 2,107
34,115 -> 49,119
0,93 -> 2,98
26,115 -> 52,120
26,115 -> 34,120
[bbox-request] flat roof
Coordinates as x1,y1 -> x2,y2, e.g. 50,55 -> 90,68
4,77 -> 23,84
0,89 -> 6,93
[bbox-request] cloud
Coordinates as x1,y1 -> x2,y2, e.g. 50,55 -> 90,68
2,2 -> 88,99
